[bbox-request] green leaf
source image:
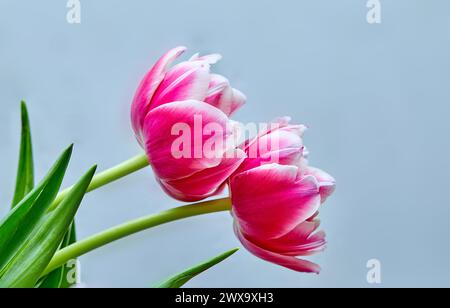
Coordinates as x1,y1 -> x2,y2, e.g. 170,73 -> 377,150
9,103 -> 79,288
37,222 -> 78,288
154,248 -> 239,288
0,145 -> 73,275
11,101 -> 34,208
0,164 -> 97,288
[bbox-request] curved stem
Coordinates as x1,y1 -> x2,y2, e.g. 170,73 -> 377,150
43,197 -> 232,276
50,153 -> 149,210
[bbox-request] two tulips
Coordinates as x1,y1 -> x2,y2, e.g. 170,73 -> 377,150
130,47 -> 335,273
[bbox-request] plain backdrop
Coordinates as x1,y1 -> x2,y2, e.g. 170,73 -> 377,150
1,0 -> 449,287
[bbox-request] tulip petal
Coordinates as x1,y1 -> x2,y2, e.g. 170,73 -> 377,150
229,88 -> 247,116
150,60 -> 211,110
204,74 -> 246,116
189,53 -> 223,64
306,167 -> 336,203
241,119 -> 307,155
234,147 -> 304,176
278,220 -> 322,242
238,121 -> 307,174
131,46 -> 187,143
143,100 -> 235,181
242,219 -> 326,257
159,148 -> 246,202
245,128 -> 304,162
264,233 -> 327,257
234,223 -> 321,274
205,75 -> 230,106
231,164 -> 321,239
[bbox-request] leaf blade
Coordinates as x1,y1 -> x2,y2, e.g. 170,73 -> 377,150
0,145 -> 73,274
154,248 -> 239,288
37,222 -> 78,288
0,165 -> 97,288
11,101 -> 34,208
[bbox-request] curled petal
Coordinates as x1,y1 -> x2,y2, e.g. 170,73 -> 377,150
241,118 -> 307,154
205,74 -> 246,116
229,88 -> 247,116
251,223 -> 327,257
189,53 -> 223,64
150,61 -> 211,110
277,220 -> 322,243
245,128 -> 304,162
131,46 -> 186,143
235,147 -> 304,176
305,167 -> 336,203
205,74 -> 230,107
231,164 -> 321,239
234,223 -> 321,274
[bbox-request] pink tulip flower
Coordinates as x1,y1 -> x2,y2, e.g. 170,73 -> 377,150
131,46 -> 246,146
131,47 -> 247,202
230,119 -> 335,273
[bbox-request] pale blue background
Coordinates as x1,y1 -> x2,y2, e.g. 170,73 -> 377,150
1,0 -> 449,287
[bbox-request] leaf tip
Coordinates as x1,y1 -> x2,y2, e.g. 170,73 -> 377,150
20,101 -> 30,126
66,144 -> 75,155
223,247 -> 240,258
87,164 -> 98,176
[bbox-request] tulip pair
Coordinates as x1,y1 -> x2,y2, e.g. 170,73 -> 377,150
130,47 -> 335,273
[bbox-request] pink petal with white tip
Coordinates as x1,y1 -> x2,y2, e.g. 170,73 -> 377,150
259,231 -> 327,257
234,147 -> 304,176
189,53 -> 223,64
305,167 -> 336,203
234,223 -> 321,274
150,60 -> 211,110
228,88 -> 247,116
241,217 -> 326,256
131,46 -> 186,143
244,127 -> 304,161
231,164 -> 321,239
204,74 -> 246,116
240,119 -> 306,154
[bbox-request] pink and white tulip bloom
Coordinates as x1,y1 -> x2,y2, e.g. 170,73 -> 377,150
230,119 -> 335,273
131,46 -> 246,146
131,47 -> 247,202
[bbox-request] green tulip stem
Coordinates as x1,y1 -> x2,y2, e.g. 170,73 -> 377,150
50,153 -> 150,211
43,197 -> 232,276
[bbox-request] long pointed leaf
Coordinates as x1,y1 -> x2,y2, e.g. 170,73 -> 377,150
37,222 -> 78,288
0,165 -> 97,288
0,145 -> 73,274
11,101 -> 34,208
154,248 -> 239,288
